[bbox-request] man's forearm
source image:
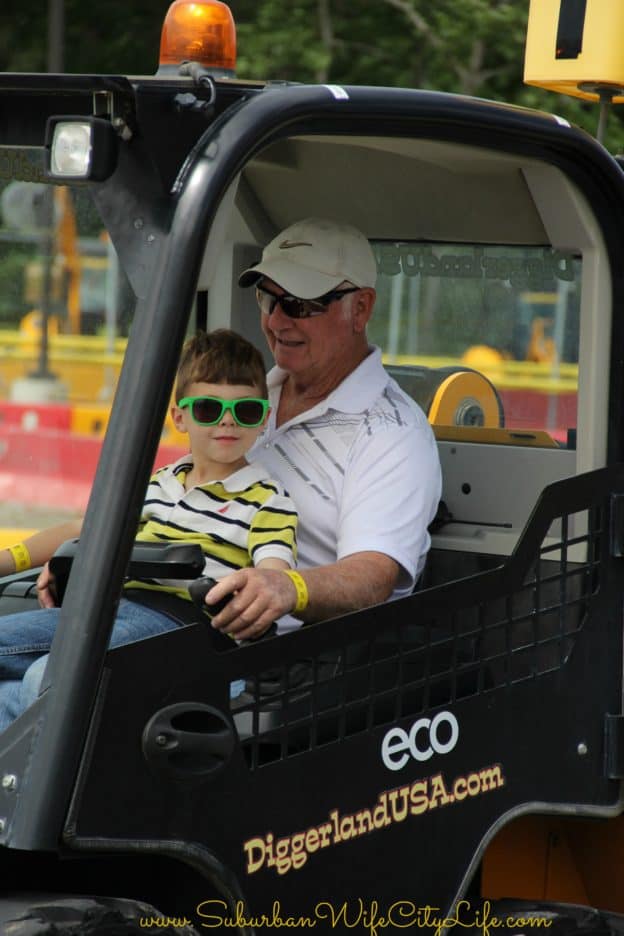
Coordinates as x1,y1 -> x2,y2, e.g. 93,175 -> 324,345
297,552 -> 400,623
207,551 -> 401,640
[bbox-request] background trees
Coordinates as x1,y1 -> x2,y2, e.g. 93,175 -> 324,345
234,0 -> 621,150
0,0 -> 622,151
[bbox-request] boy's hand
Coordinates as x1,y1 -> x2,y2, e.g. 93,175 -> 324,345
36,562 -> 58,608
206,569 -> 298,640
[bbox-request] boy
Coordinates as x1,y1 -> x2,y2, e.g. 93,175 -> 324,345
0,329 -> 298,728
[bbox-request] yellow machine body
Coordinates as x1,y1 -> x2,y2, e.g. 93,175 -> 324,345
524,0 -> 624,102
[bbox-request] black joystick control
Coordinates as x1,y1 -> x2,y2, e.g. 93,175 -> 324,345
188,576 -> 232,618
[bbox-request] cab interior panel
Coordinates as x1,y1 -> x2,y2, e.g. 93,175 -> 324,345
205,134 -> 609,563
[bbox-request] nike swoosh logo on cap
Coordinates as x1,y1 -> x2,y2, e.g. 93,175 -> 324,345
279,240 -> 313,249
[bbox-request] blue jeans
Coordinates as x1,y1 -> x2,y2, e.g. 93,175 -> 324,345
0,599 -> 244,732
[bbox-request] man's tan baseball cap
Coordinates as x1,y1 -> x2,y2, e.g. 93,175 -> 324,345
238,217 -> 377,298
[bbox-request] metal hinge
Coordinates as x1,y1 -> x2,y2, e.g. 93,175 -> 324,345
604,713 -> 624,779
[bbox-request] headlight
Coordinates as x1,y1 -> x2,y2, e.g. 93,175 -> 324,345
45,117 -> 118,182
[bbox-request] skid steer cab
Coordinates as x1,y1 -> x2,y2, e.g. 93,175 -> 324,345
2,0 -> 624,932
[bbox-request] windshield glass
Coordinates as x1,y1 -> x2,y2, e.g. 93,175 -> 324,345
0,180 -> 185,548
370,242 -> 580,448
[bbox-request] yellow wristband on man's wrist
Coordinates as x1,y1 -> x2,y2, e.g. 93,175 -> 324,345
8,542 -> 31,573
283,569 -> 309,614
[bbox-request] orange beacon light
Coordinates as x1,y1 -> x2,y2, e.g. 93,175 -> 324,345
159,0 -> 236,75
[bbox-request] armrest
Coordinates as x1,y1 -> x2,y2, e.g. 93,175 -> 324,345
0,568 -> 40,595
49,539 -> 206,602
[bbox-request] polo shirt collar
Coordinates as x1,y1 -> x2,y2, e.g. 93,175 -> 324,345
167,455 -> 269,491
267,345 -> 387,417
218,462 -> 271,491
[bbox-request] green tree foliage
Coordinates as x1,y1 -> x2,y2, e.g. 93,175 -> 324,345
0,246 -> 33,326
0,0 -> 170,75
232,0 -> 623,152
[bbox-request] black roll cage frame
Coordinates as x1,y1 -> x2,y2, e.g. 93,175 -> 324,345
0,76 -> 623,859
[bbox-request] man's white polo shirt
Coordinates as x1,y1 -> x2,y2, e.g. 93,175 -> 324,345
249,346 -> 441,600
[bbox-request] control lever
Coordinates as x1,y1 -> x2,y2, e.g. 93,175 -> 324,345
188,576 -> 277,643
188,577 -> 236,653
188,576 -> 232,618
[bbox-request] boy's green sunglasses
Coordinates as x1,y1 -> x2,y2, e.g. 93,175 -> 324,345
178,395 -> 269,427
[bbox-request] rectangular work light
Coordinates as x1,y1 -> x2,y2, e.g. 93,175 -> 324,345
45,116 -> 118,182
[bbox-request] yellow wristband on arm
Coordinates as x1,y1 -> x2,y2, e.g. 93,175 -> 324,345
8,542 -> 31,573
283,570 -> 309,613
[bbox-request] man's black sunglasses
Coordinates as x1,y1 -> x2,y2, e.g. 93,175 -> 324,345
255,284 -> 360,319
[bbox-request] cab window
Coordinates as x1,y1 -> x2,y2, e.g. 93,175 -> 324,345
0,180 -> 137,536
370,241 -> 581,449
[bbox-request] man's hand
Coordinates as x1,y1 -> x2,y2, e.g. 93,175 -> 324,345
205,552 -> 400,639
36,562 -> 58,609
206,568 -> 297,640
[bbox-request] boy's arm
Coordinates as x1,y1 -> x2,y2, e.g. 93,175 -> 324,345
0,519 -> 83,577
247,487 -> 297,572
255,557 -> 291,571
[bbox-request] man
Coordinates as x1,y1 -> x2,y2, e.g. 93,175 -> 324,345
205,217 -> 442,638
